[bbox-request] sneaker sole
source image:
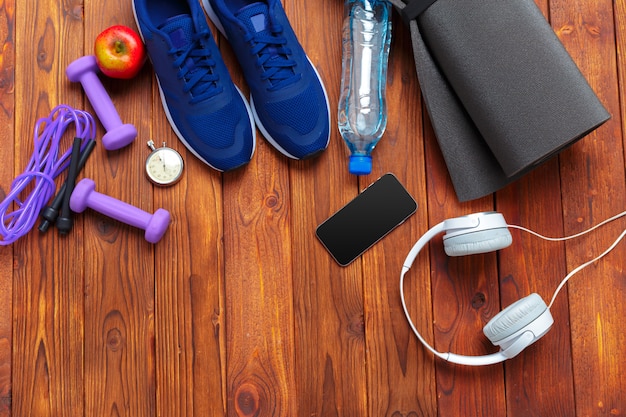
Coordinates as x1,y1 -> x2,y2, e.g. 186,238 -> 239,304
132,2 -> 256,172
201,0 -> 331,160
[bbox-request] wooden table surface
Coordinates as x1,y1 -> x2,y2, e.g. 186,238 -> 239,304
1,0 -> 625,416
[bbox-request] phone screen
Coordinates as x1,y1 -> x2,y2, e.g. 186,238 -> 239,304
316,173 -> 417,266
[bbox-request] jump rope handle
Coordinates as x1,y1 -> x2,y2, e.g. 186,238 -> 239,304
39,138 -> 97,233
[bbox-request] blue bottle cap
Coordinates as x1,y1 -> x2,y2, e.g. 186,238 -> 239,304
349,155 -> 372,175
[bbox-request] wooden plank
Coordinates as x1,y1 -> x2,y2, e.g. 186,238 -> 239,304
149,20 -> 227,414
286,0 -> 369,415
492,1 -> 577,415
81,1 -> 156,416
497,163 -> 577,417
618,0 -> 626,225
153,165 -> 227,416
361,14 -> 437,417
550,1 -> 626,415
222,166 -> 296,416
215,13 -> 297,416
424,112 -> 506,414
11,0 -> 85,416
0,0 -> 13,415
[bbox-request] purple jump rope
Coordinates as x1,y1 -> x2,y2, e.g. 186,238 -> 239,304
0,105 -> 95,245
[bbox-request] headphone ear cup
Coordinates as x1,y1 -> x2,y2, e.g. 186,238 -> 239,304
443,228 -> 513,257
483,293 -> 549,344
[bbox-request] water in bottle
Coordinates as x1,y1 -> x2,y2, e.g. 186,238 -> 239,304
338,0 -> 392,175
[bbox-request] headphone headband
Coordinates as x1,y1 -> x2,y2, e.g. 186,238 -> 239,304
400,211 -> 551,366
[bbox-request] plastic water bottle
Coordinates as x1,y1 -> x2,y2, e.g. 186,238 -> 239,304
338,0 -> 392,175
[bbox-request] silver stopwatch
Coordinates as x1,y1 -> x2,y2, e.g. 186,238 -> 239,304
145,140 -> 184,186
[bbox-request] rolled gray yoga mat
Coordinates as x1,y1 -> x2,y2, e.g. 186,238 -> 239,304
390,0 -> 610,201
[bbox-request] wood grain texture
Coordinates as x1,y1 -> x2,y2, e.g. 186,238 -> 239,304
149,13 -> 227,415
497,165 -> 577,417
12,1 -> 85,416
287,1 -> 369,416
551,1 -> 626,416
216,8 -> 297,412
421,58 -> 506,416
223,163 -> 296,417
425,144 -> 507,417
81,1 -> 156,416
491,2 -> 577,416
0,0 -> 12,415
362,13 -> 437,417
1,0 -> 625,416
619,0 -> 626,174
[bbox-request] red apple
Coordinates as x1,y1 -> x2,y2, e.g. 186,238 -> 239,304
94,25 -> 146,79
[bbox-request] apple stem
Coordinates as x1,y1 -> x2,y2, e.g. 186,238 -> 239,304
114,41 -> 125,54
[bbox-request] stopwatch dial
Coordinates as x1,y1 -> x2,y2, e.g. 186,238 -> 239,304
146,149 -> 183,185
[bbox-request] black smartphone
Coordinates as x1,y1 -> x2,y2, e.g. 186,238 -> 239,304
316,173 -> 417,266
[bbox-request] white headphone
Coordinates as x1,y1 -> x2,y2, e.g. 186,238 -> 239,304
400,211 -> 626,366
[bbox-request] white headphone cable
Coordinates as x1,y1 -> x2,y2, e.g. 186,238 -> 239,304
507,210 -> 626,241
507,210 -> 626,308
545,227 -> 626,308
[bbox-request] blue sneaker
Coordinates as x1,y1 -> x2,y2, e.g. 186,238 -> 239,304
202,0 -> 331,160
132,0 -> 255,172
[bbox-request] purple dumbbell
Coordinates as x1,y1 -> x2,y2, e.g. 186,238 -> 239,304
66,55 -> 137,150
70,178 -> 170,243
